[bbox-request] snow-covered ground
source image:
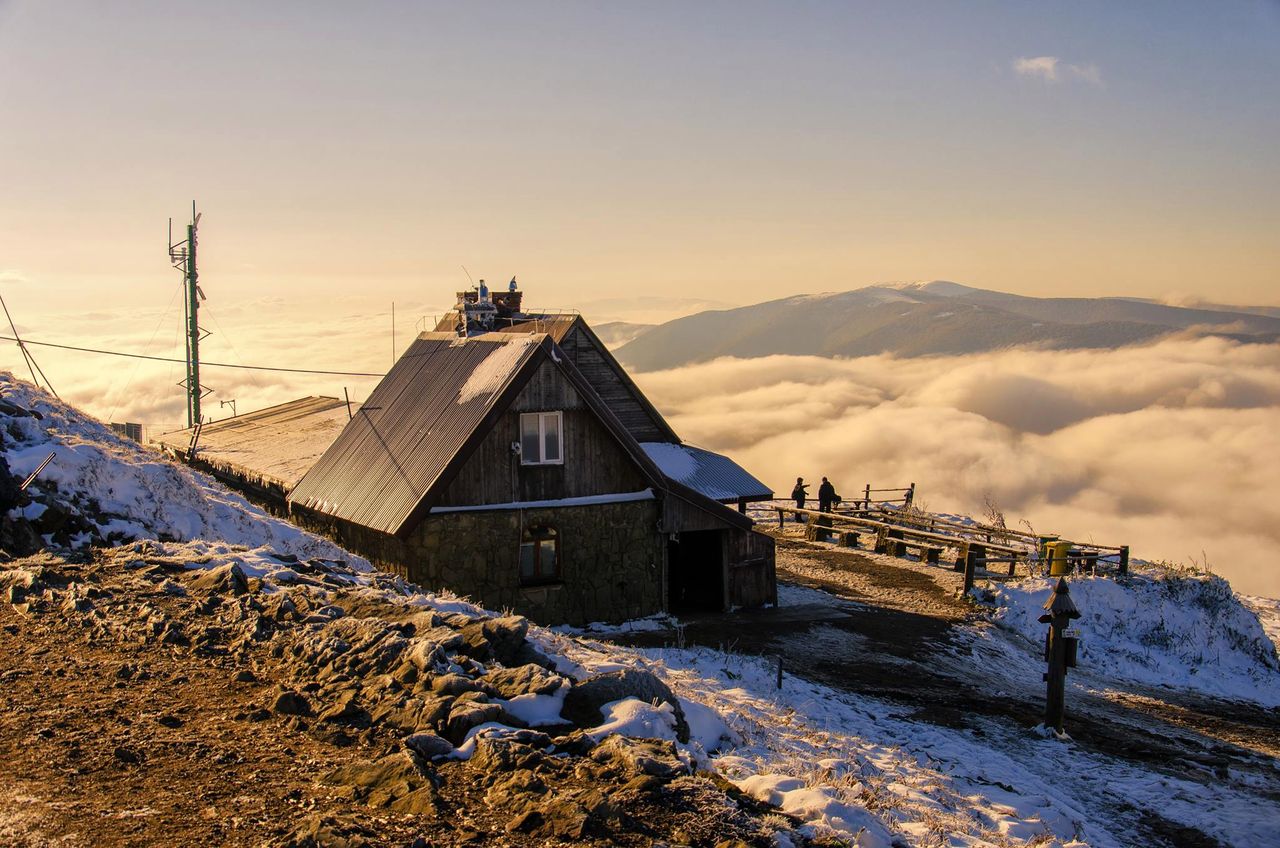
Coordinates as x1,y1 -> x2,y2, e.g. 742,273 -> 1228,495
983,572 -> 1280,708
4,372 -> 1278,847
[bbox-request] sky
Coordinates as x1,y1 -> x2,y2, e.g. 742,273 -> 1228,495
1,0 -> 1278,318
1,2 -> 1279,594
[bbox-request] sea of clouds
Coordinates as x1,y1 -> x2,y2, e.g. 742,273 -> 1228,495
631,337 -> 1280,598
8,294 -> 1279,598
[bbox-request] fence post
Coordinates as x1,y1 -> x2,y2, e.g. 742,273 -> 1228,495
864,483 -> 871,508
1039,578 -> 1082,733
963,549 -> 977,595
1118,545 -> 1129,575
776,655 -> 783,690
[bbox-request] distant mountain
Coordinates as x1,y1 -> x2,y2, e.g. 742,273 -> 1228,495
593,321 -> 655,348
577,295 -> 737,325
614,281 -> 1280,372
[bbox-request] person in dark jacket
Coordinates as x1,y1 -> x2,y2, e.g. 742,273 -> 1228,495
791,477 -> 809,521
818,477 -> 838,513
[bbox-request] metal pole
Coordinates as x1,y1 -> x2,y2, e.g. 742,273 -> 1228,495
0,293 -> 47,393
186,207 -> 201,428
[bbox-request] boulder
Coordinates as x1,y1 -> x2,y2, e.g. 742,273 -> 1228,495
481,663 -> 565,699
458,615 -> 529,664
443,700 -> 523,745
430,673 -> 479,697
368,694 -> 451,734
189,563 -> 249,597
402,731 -> 453,760
324,752 -> 439,816
271,688 -> 313,716
469,731 -> 554,774
317,689 -> 369,727
562,670 -> 690,743
591,734 -> 688,779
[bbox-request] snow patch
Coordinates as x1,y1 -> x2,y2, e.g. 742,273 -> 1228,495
586,697 -> 679,742
456,336 -> 535,404
986,572 -> 1280,707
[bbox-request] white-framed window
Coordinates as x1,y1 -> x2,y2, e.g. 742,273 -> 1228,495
519,411 -> 563,465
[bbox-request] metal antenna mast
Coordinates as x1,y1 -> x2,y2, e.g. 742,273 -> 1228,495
169,201 -> 210,428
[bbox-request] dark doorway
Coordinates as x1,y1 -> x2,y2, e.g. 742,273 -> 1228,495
667,530 -> 725,612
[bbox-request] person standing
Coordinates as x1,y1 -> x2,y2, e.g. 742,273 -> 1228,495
791,477 -> 809,521
818,477 -> 838,513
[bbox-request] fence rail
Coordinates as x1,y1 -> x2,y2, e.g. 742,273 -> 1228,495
763,497 -> 1129,591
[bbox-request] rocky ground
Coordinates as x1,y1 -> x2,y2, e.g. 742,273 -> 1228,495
0,544 -> 814,848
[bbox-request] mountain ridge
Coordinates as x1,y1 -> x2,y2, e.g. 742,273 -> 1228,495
613,281 -> 1280,371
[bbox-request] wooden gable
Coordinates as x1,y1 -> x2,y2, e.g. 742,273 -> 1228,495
555,320 -> 679,444
434,356 -> 652,507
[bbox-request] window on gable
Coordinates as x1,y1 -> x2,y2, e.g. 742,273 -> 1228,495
519,411 -> 563,465
519,525 -> 560,585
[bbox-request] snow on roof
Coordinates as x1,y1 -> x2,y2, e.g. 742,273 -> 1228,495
458,335 -> 536,404
290,333 -> 547,534
154,396 -> 354,491
639,442 -> 772,503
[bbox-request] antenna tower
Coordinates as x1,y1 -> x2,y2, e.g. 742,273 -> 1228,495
169,202 -> 211,428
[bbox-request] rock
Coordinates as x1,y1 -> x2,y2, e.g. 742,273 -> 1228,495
458,615 -> 529,665
430,673 -> 478,697
31,500 -> 71,536
0,454 -> 25,511
619,774 -> 665,797
189,563 -> 249,597
562,669 -> 690,743
536,797 -> 589,840
156,714 -> 184,728
323,752 -> 439,816
550,730 -> 597,757
443,700 -> 522,745
271,688 -> 312,716
269,813 -> 380,848
591,735 -> 687,779
469,731 -> 554,773
232,669 -> 258,684
481,663 -> 566,699
317,689 -> 369,727
506,809 -> 543,833
483,767 -> 547,814
368,694 -> 452,734
402,731 -> 453,760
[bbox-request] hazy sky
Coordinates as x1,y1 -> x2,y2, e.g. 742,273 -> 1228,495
2,0 -> 1278,324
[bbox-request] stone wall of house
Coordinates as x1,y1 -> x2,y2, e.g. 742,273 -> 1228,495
291,500 -> 665,626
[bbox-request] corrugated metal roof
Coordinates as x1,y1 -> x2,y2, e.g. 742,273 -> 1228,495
154,396 -> 353,490
289,332 -> 545,535
640,442 -> 774,503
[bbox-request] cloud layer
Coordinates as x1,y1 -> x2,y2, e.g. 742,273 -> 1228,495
633,338 -> 1280,598
9,301 -> 1278,598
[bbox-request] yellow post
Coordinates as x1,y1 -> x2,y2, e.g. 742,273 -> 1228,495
1048,540 -> 1073,576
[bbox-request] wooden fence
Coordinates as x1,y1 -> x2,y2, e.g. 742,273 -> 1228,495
766,500 -> 1128,593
